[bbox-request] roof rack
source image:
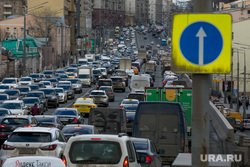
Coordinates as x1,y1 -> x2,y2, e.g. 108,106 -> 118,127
118,133 -> 128,137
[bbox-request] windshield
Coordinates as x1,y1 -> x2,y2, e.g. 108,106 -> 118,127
122,100 -> 138,104
20,78 -> 31,81
23,98 -> 39,104
2,79 -> 16,84
133,141 -> 148,150
111,78 -> 122,82
68,80 -> 79,84
75,100 -> 93,104
54,110 -> 76,115
29,74 -> 39,78
56,71 -> 65,74
0,95 -> 8,100
40,89 -> 55,95
1,103 -> 21,109
98,81 -> 112,86
17,88 -> 29,92
93,70 -> 102,75
0,109 -> 9,116
79,74 -> 90,79
44,71 -> 53,75
29,86 -> 39,90
66,68 -> 77,73
79,61 -> 87,65
116,71 -> 126,76
27,93 -> 43,99
0,85 -> 10,89
8,132 -> 51,142
99,87 -> 112,91
41,82 -> 51,85
2,118 -> 28,125
47,79 -> 57,83
124,105 -> 137,111
55,89 -> 64,93
5,91 -> 18,96
69,141 -> 121,164
60,75 -> 68,78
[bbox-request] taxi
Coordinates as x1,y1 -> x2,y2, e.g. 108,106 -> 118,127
67,72 -> 76,78
132,66 -> 138,75
73,98 -> 97,116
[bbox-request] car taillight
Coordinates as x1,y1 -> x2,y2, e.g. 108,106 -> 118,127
73,105 -> 79,108
88,106 -> 95,108
123,156 -> 129,167
73,118 -> 78,122
48,125 -> 57,128
120,106 -> 123,108
121,125 -> 124,133
181,139 -> 185,151
0,125 -> 6,128
244,123 -> 246,125
62,155 -> 67,165
89,96 -> 93,98
0,134 -> 6,137
22,125 -> 31,128
126,77 -> 128,79
102,96 -> 106,98
151,81 -> 153,83
163,81 -> 166,84
2,144 -> 15,150
146,156 -> 153,163
40,144 -> 57,151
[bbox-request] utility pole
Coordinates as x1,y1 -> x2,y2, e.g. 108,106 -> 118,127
192,0 -> 212,166
45,17 -> 48,70
76,0 -> 81,63
230,48 -> 234,108
224,74 -> 227,103
243,52 -> 246,119
236,50 -> 239,112
61,22 -> 64,67
23,6 -> 27,76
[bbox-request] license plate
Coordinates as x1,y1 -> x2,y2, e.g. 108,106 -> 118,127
80,106 -> 87,108
19,148 -> 36,154
60,118 -> 69,122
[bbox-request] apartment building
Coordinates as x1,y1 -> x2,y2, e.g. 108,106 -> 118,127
0,0 -> 24,21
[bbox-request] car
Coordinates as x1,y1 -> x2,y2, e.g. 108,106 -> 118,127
225,116 -> 237,133
66,78 -> 82,93
127,92 -> 145,102
0,115 -> 38,145
126,112 -> 136,136
162,76 -> 178,87
0,108 -> 12,123
240,119 -> 250,132
34,115 -> 64,130
144,36 -> 147,39
125,69 -> 135,77
131,137 -> 163,167
67,72 -> 76,79
0,127 -> 66,165
62,124 -> 98,141
156,44 -> 160,48
113,69 -> 129,86
120,99 -> 139,108
57,81 -> 73,88
16,86 -> 31,97
28,84 -> 39,91
1,78 -> 19,88
150,41 -> 154,45
29,73 -> 42,82
55,88 -> 68,103
93,69 -> 103,83
89,90 -> 109,107
57,85 -> 75,100
39,81 -> 53,88
46,78 -> 59,87
2,156 -> 66,167
19,77 -> 33,85
1,100 -> 29,115
3,89 -> 21,100
53,108 -> 84,125
26,91 -> 48,111
0,85 -> 11,94
110,76 -> 126,92
145,70 -> 155,82
55,69 -> 66,76
96,79 -> 113,90
39,88 -> 59,108
99,86 -> 115,102
72,98 -> 98,117
58,74 -> 69,81
43,70 -> 54,78
0,94 -> 9,105
97,68 -> 108,79
22,97 -> 45,115
62,134 -> 145,167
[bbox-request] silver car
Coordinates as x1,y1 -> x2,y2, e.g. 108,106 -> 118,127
89,90 -> 109,107
66,79 -> 82,93
55,88 -> 68,103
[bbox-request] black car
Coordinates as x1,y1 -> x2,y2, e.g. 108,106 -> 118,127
43,70 -> 54,78
131,137 -> 163,167
22,97 -> 45,115
93,69 -> 103,83
62,124 -> 98,141
58,74 -> 69,81
29,73 -> 42,82
16,86 -> 31,97
0,115 -> 38,145
0,94 -> 10,105
26,91 -> 48,111
46,78 -> 58,87
57,85 -> 75,99
127,93 -> 145,101
34,115 -> 64,130
126,112 -> 136,136
97,79 -> 113,90
39,88 -> 59,108
4,89 -> 21,100
53,108 -> 84,125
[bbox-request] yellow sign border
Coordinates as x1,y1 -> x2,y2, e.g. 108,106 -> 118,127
172,14 -> 232,73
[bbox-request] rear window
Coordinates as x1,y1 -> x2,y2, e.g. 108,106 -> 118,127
111,78 -> 122,82
54,110 -> 77,116
98,81 -> 112,86
128,94 -> 144,101
1,118 -> 29,125
132,140 -> 148,150
90,92 -> 105,96
69,141 -> 121,164
8,132 -> 51,142
62,126 -> 92,134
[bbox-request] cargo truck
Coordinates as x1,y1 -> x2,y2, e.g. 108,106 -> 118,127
138,50 -> 147,63
144,87 -> 192,144
77,67 -> 93,87
161,55 -> 171,75
145,62 -> 156,72
119,58 -> 132,70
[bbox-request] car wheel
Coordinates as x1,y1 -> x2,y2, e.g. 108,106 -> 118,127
57,102 -> 59,107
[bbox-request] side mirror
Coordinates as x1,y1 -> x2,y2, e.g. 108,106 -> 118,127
157,149 -> 165,155
138,155 -> 146,163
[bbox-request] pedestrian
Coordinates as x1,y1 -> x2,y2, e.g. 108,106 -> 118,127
30,104 -> 40,116
228,95 -> 231,104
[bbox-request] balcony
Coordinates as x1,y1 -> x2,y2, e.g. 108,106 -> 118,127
4,4 -> 12,8
4,11 -> 12,15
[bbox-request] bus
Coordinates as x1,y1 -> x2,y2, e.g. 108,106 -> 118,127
162,39 -> 167,46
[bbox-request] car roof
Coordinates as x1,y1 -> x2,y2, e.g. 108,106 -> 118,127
130,137 -> 150,142
122,99 -> 139,102
68,134 -> 130,141
64,124 -> 94,128
22,97 -> 39,100
2,100 -> 23,103
76,98 -> 93,101
55,108 -> 78,111
14,127 -> 57,133
3,115 -> 32,118
91,90 -> 105,92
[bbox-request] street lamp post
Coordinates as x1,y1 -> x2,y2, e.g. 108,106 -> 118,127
230,48 -> 234,109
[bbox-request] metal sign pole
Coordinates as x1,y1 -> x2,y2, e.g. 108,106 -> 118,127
192,0 -> 212,166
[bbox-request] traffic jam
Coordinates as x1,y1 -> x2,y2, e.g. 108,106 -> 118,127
0,26 -> 189,167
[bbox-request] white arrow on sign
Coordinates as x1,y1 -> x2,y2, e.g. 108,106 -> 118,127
196,27 -> 207,66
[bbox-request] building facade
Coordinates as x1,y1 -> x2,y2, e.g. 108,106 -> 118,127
0,0 -> 24,21
125,0 -> 136,26
149,0 -> 163,23
135,0 -> 149,25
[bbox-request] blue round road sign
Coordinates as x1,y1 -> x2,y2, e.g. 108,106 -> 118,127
179,21 -> 223,66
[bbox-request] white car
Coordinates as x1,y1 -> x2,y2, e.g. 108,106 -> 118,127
1,78 -> 18,88
0,127 -> 67,165
62,134 -> 144,167
0,85 -> 11,94
3,156 -> 66,167
39,81 -> 53,88
19,77 -> 33,85
57,81 -> 72,88
120,99 -> 139,108
125,69 -> 135,77
55,88 -> 67,103
1,100 -> 29,115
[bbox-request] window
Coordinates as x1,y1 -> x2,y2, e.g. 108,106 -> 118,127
14,1 -> 18,6
21,28 -> 24,32
126,141 -> 135,162
6,27 -> 9,32
14,8 -> 18,14
14,27 -> 16,33
248,10 -> 250,14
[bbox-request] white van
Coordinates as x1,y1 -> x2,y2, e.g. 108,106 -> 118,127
2,156 -> 65,167
78,58 -> 88,66
85,54 -> 95,63
130,75 -> 150,93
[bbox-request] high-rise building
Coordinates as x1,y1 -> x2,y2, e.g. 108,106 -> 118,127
135,0 -> 149,25
149,0 -> 163,23
0,0 -> 25,21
